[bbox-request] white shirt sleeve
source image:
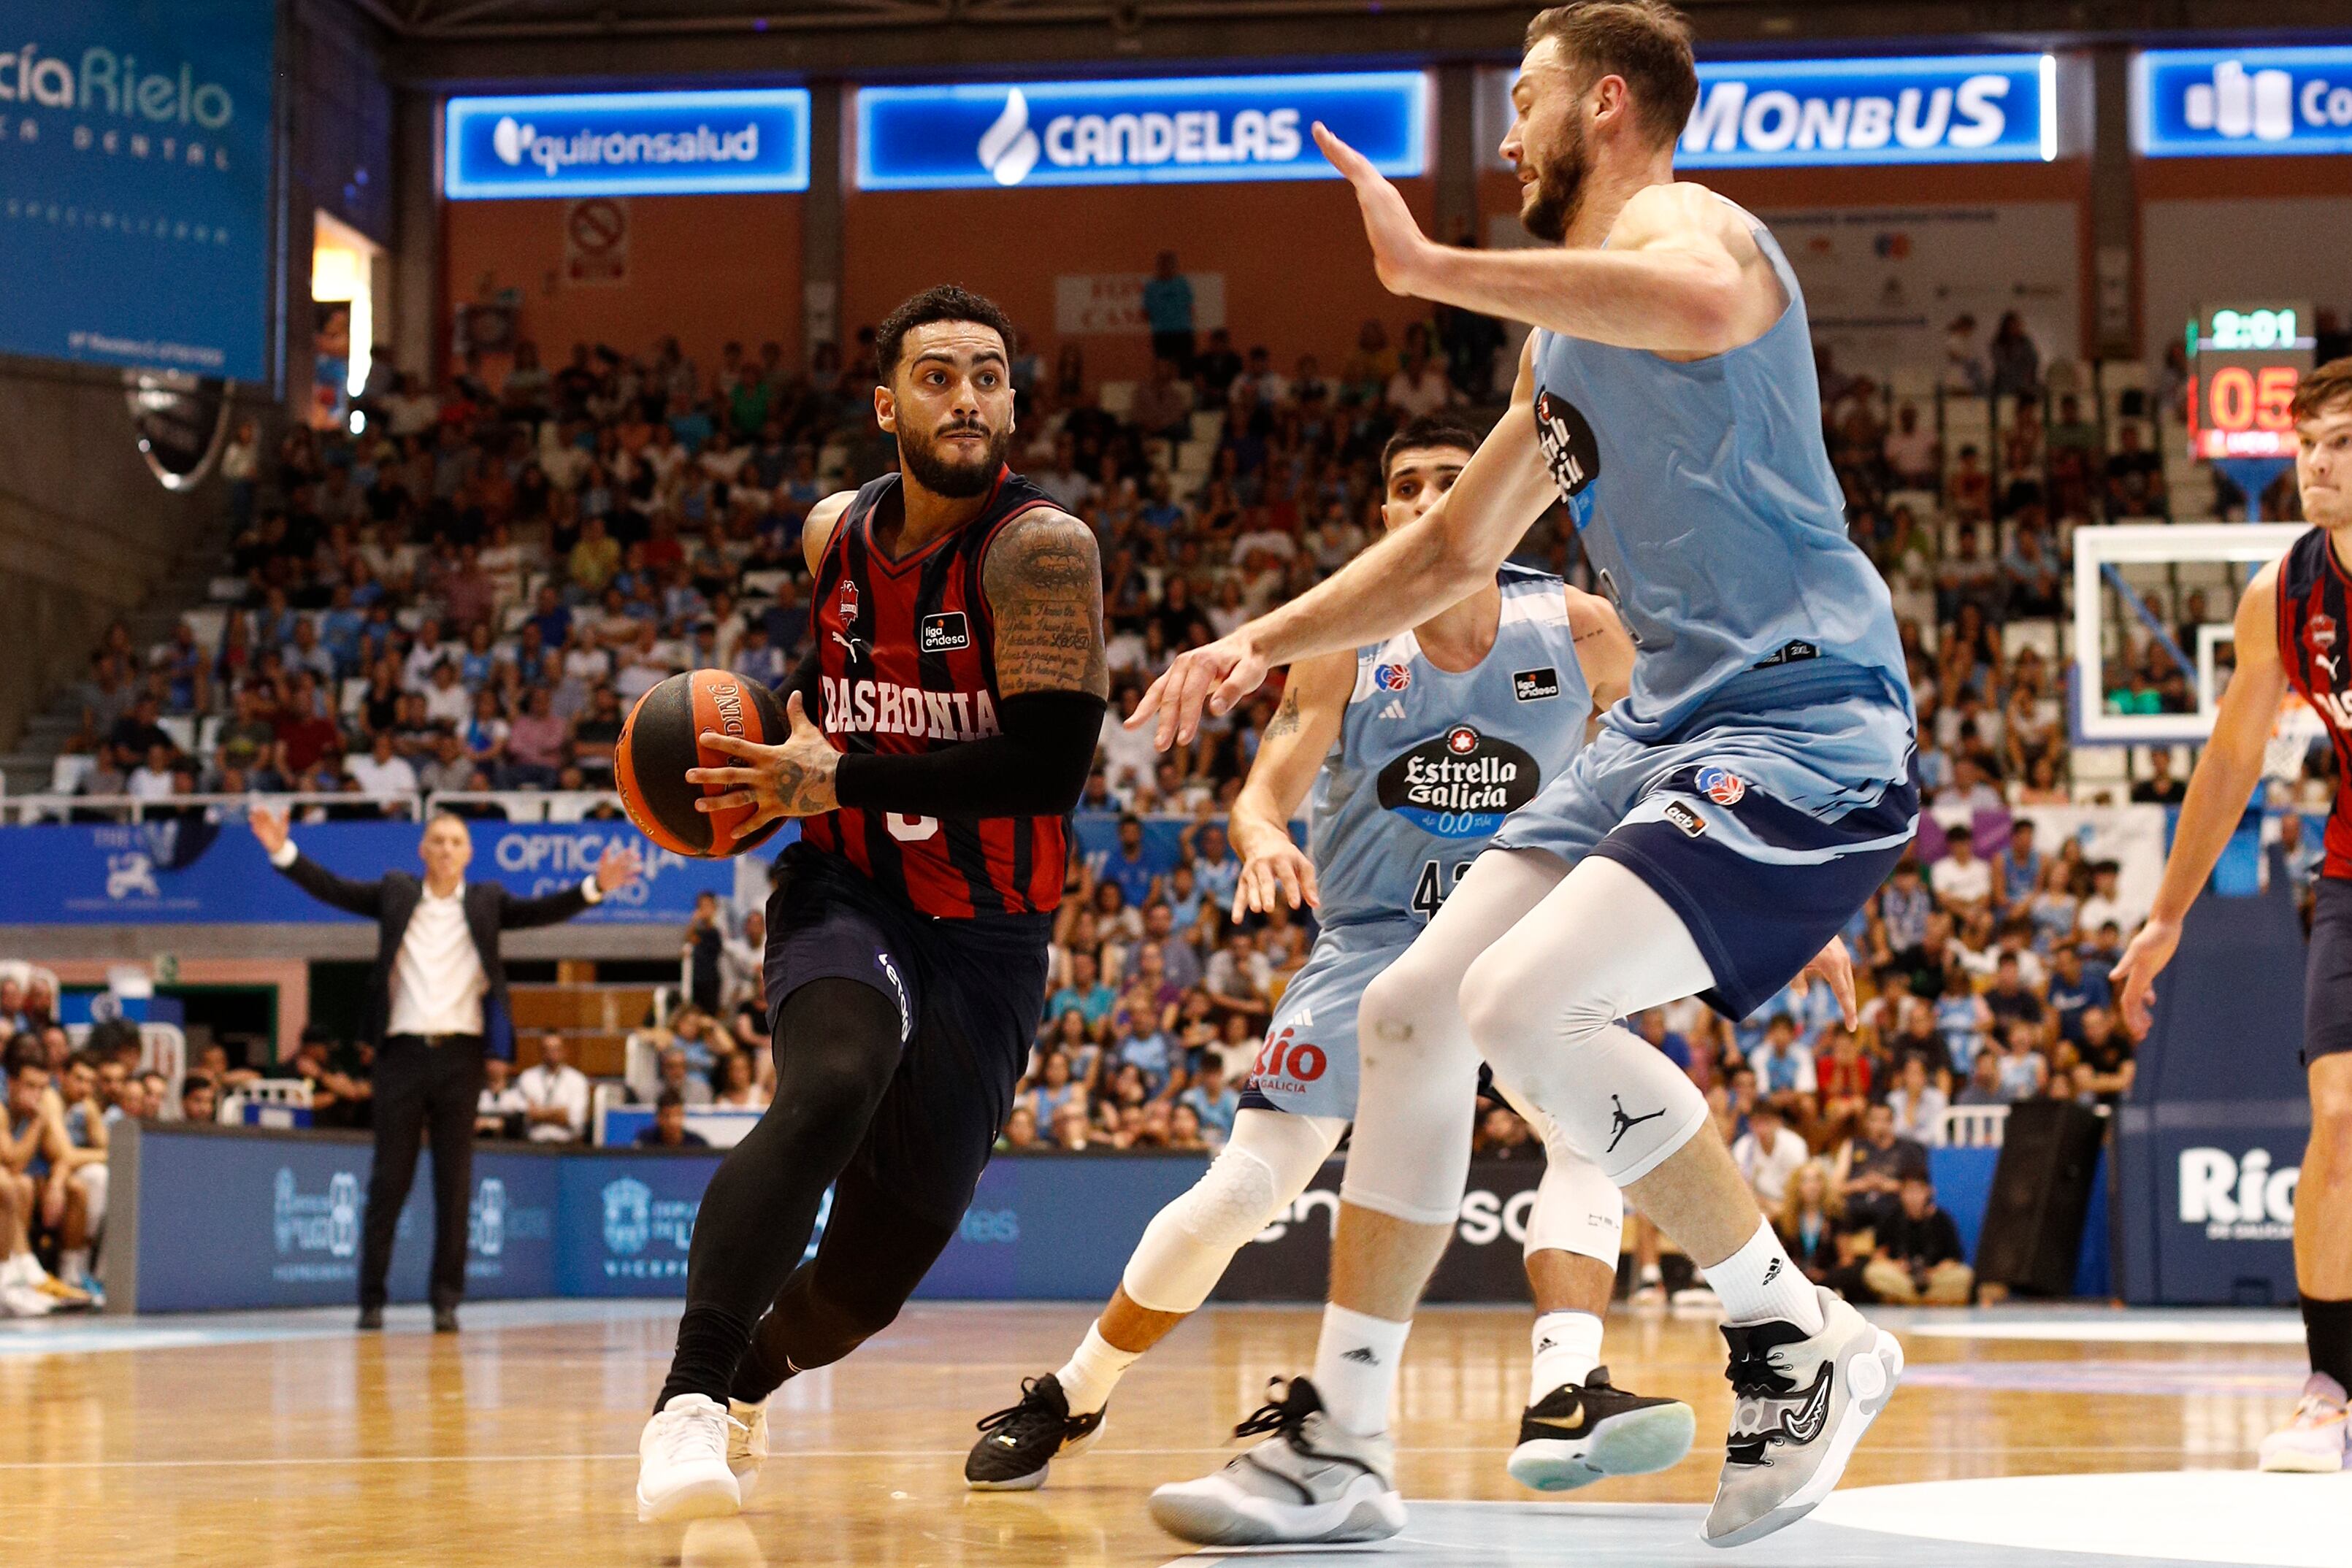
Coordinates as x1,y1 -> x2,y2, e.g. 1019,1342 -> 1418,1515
269,839 -> 299,869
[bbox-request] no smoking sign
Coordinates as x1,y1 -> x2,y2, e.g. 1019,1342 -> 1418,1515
564,197 -> 629,286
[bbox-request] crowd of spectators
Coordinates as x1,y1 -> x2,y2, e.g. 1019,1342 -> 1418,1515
39,282 -> 2308,1305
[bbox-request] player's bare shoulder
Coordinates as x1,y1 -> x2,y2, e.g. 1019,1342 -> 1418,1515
800,490 -> 859,573
1613,180 -> 1783,353
981,505 -> 1109,699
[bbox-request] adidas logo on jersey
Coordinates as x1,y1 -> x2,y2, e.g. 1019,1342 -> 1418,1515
1378,699 -> 1408,720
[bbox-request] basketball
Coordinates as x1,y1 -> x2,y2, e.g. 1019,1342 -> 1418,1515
614,669 -> 789,858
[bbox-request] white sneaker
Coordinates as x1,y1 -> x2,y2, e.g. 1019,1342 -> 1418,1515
0,1253 -> 55,1318
2258,1374 -> 2348,1473
637,1394 -> 744,1523
1702,1286 -> 1904,1548
727,1399 -> 769,1501
1147,1377 -> 1406,1547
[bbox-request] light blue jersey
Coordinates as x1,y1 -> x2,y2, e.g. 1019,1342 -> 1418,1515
1245,565 -> 1590,1119
1310,565 -> 1590,931
1528,195 -> 1912,748
1493,194 -> 1920,1021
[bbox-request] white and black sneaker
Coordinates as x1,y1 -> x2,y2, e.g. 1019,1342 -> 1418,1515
637,1394 -> 744,1524
965,1373 -> 1108,1491
1508,1366 -> 1697,1492
1703,1287 -> 1903,1548
1147,1377 -> 1406,1546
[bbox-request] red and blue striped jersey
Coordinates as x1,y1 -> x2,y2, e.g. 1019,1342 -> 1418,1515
2275,526 -> 2352,881
799,468 -> 1070,919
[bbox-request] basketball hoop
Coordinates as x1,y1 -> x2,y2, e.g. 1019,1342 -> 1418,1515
2264,693 -> 2326,791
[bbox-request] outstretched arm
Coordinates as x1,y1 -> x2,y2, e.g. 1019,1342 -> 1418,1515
1314,125 -> 1779,356
250,805 -> 384,919
1133,347 -> 1553,746
2111,564 -> 2289,1037
1227,651 -> 1352,919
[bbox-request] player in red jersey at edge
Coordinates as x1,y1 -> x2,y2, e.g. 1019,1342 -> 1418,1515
2114,357 -> 2352,1475
635,285 -> 1110,1523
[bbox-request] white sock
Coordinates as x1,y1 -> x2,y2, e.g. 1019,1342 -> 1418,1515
1056,1322 -> 1144,1417
1528,1310 -> 1604,1404
60,1249 -> 90,1286
1311,1303 -> 1411,1437
1704,1221 -> 1824,1332
1637,1261 -> 1663,1285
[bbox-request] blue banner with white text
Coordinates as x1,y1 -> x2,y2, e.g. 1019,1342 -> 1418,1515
857,72 -> 1427,191
0,818 -> 781,926
2137,48 -> 2352,159
445,91 -> 811,199
0,0 -> 275,379
1677,54 -> 2053,169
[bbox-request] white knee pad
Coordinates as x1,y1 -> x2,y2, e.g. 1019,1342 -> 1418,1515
1336,946 -> 1487,1227
1121,1110 -> 1343,1315
1494,1082 -> 1623,1265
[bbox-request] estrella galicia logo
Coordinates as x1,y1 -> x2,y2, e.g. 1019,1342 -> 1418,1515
273,1167 -> 361,1258
1532,389 -> 1601,513
978,88 -> 1042,185
1696,765 -> 1747,806
920,611 -> 972,652
1376,727 -> 1540,838
1512,666 -> 1561,702
1663,800 -> 1708,837
602,1177 -> 652,1256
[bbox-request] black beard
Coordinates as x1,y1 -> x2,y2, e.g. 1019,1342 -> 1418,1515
900,422 -> 1009,499
1519,123 -> 1591,244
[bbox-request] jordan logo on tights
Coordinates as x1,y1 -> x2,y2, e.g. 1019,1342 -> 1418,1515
1604,1095 -> 1666,1154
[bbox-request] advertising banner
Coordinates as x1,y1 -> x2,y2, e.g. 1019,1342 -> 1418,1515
1679,55 -> 2054,169
2117,881 -> 2308,1304
1054,272 -> 1227,336
0,0 -> 275,380
2137,48 -> 2352,158
856,72 -> 1427,191
445,90 -> 811,200
125,1126 -> 558,1313
0,818 -> 776,927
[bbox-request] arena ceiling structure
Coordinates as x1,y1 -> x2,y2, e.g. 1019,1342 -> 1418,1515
359,0 -> 2352,81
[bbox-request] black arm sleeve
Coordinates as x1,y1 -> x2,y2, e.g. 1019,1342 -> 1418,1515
497,882 -> 595,931
778,647 -> 822,712
832,691 -> 1105,819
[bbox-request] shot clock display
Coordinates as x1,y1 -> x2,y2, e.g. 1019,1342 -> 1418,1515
2188,301 -> 2314,460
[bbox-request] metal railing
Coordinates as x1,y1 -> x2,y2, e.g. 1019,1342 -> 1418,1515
0,788 -> 626,826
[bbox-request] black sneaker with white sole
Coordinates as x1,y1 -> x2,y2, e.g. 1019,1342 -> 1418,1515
965,1373 -> 1107,1491
1507,1366 -> 1697,1492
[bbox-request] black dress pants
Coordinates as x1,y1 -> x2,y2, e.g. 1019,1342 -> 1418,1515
359,1034 -> 485,1311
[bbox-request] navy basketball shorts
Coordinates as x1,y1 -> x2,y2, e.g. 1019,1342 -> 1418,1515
762,842 -> 1052,1229
2305,877 -> 2352,1066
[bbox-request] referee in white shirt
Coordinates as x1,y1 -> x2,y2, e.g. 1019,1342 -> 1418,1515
249,806 -> 640,1331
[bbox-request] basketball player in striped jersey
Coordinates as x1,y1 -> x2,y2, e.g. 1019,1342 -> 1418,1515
2115,356 -> 2352,1473
635,285 -> 1108,1522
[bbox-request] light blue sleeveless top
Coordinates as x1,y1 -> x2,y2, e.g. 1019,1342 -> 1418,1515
1309,566 -> 1587,930
1528,195 -> 1912,743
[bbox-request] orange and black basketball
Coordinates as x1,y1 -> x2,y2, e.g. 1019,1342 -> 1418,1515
614,669 -> 789,859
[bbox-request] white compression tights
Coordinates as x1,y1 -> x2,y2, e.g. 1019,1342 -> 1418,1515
1343,849 -> 1718,1228
1120,1107 -> 1346,1315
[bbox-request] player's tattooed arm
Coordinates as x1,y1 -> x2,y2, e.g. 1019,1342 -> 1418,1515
984,510 -> 1110,700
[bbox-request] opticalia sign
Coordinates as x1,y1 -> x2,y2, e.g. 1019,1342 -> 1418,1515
1676,55 -> 2056,169
854,72 -> 1427,191
443,91 -> 811,200
2137,48 -> 2352,158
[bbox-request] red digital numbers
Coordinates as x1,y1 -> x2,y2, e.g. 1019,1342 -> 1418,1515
2207,365 -> 2299,434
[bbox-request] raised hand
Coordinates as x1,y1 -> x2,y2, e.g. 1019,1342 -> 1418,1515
1314,121 -> 1436,297
688,691 -> 840,829
248,803 -> 290,856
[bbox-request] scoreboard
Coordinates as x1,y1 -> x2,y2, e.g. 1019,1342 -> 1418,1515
2188,301 -> 2313,461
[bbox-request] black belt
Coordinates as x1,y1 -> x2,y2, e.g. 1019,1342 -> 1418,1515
389,1032 -> 483,1048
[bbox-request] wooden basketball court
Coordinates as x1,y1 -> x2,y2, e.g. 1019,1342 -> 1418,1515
1,1299 -> 2338,1567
